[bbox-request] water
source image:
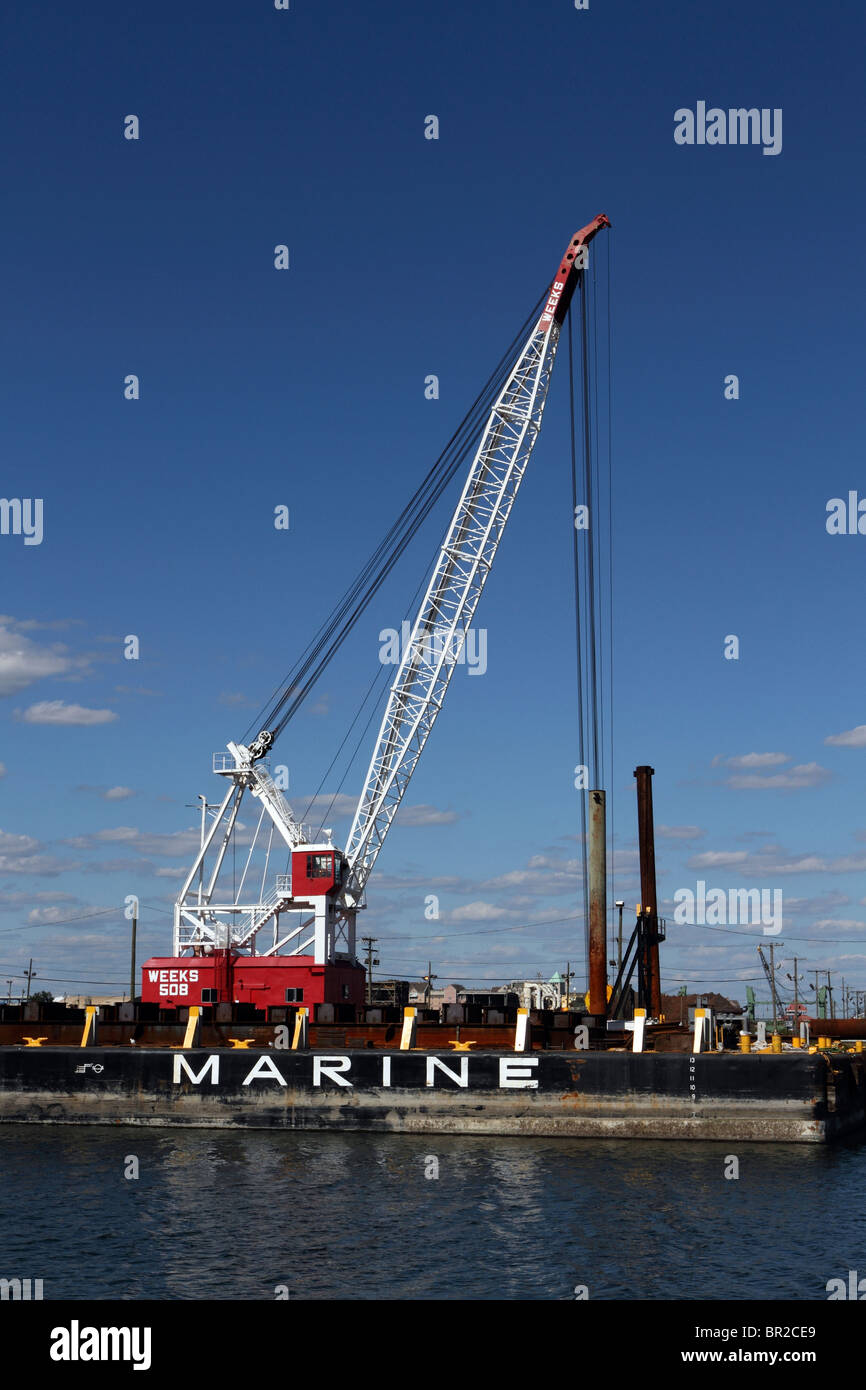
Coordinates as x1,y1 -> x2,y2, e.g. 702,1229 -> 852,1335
1,1127 -> 864,1300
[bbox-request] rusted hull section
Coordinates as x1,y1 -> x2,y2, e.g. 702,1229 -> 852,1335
1,1048 -> 864,1143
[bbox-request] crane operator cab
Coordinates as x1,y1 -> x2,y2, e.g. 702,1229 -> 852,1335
291,844 -> 345,898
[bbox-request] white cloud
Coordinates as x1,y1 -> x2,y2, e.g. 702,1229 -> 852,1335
723,752 -> 790,769
450,901 -> 514,922
0,853 -> 78,876
811,919 -> 866,932
26,905 -> 87,925
825,724 -> 866,748
688,851 -> 752,869
0,763 -> 6,778
396,804 -> 459,827
17,700 -> 118,726
63,825 -> 202,857
726,763 -> 832,790
0,620 -> 77,696
0,830 -> 40,854
658,825 -> 704,840
689,845 -> 866,876
76,785 -> 136,800
0,890 -> 75,905
299,793 -> 362,822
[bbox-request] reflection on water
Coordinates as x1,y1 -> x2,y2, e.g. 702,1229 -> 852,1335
1,1127 -> 864,1300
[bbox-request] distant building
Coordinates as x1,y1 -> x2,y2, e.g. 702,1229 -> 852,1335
62,993 -> 127,1009
457,990 -> 519,1009
505,977 -> 563,1010
368,979 -> 410,1008
407,982 -> 463,1008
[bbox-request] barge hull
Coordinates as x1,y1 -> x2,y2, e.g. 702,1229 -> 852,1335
1,1048 -> 864,1142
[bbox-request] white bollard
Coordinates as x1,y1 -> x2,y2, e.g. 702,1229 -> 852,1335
400,1007 -> 418,1051
514,1007 -> 530,1052
628,1008 -> 646,1053
693,1008 -> 707,1054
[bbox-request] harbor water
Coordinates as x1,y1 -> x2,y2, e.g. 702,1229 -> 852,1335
2,1127 -> 865,1300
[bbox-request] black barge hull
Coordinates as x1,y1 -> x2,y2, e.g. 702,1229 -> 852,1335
1,1047 -> 865,1142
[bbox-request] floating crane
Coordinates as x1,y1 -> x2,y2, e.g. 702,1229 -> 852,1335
142,214 -> 611,1011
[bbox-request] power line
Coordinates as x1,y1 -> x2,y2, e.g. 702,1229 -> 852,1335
0,908 -> 117,935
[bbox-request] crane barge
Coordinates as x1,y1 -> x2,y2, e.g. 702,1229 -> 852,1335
4,214 -> 865,1143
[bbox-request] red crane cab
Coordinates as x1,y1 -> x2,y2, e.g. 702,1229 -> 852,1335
291,843 -> 344,898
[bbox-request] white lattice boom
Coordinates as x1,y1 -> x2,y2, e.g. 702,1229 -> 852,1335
171,215 -> 610,963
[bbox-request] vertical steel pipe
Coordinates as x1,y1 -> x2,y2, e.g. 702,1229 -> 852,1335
634,765 -> 662,1016
588,789 -> 608,1017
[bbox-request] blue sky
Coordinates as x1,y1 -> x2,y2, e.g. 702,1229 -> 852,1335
2,0 -> 865,1011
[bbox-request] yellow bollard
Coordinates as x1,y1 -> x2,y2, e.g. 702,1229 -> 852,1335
791,1036 -> 802,1049
182,1006 -> 201,1050
771,1033 -> 782,1053
856,1040 -> 864,1054
79,1006 -> 98,1048
291,1007 -> 309,1051
739,1032 -> 752,1053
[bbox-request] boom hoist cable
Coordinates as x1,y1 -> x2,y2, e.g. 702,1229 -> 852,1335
569,236 -> 613,988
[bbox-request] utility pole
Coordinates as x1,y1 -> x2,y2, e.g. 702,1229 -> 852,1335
768,942 -> 781,1027
25,959 -> 36,1001
423,961 -> 438,1008
563,961 -> 574,1009
130,912 -> 137,1004
809,970 -> 823,1019
792,956 -> 800,1032
5,979 -> 13,1003
826,971 -> 835,1019
615,900 -> 625,971
361,935 -> 379,1005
